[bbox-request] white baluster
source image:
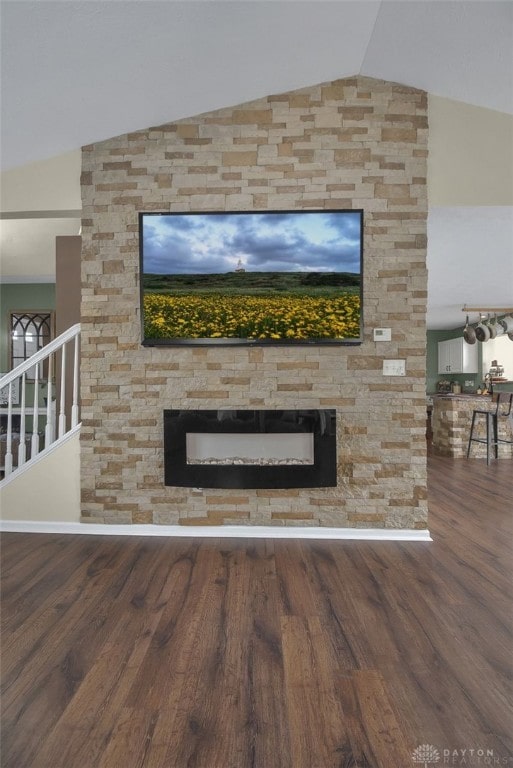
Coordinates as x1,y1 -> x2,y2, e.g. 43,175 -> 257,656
18,373 -> 26,467
45,353 -> 54,448
31,362 -> 40,459
4,382 -> 13,476
59,343 -> 67,438
71,335 -> 79,428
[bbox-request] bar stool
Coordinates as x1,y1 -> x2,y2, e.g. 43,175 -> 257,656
467,392 -> 513,465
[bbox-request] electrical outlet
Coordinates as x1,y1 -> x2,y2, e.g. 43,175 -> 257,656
383,359 -> 406,376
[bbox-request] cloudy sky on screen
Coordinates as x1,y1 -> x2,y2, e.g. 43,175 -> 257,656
142,212 -> 361,274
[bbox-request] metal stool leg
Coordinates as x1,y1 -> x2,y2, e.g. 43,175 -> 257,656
467,411 -> 477,458
486,413 -> 492,466
492,413 -> 499,459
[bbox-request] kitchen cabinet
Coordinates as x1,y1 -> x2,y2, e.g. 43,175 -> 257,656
438,337 -> 478,374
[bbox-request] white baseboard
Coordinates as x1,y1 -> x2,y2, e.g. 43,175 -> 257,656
0,520 -> 432,541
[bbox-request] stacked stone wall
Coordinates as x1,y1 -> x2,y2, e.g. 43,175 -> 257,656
80,76 -> 428,528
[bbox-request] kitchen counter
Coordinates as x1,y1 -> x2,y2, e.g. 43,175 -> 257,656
428,392 -> 497,398
429,393 -> 497,402
431,393 -> 513,459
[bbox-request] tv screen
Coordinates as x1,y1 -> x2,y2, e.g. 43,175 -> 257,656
139,209 -> 363,346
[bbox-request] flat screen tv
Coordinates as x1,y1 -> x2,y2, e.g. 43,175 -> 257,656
139,209 -> 363,346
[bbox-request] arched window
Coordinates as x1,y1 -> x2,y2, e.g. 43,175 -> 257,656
9,312 -> 54,379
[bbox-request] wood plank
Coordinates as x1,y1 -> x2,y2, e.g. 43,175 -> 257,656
337,669 -> 415,768
281,615 -> 352,767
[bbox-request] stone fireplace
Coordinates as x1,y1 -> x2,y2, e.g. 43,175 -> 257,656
164,409 -> 336,489
80,75 -> 429,531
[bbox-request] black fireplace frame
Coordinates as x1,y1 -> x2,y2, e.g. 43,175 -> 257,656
163,409 -> 337,489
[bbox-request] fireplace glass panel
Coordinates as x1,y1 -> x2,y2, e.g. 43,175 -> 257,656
186,432 -> 314,466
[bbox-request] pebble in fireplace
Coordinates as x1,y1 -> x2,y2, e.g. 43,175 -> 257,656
190,457 -> 312,466
163,409 -> 336,489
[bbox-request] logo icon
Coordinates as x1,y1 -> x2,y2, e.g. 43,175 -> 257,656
412,744 -> 440,766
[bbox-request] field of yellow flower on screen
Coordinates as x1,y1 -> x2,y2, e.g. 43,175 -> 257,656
144,291 -> 360,340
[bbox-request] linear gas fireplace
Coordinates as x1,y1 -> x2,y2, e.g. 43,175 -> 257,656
163,409 -> 336,489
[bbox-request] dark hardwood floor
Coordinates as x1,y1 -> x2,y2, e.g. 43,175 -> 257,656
1,454 -> 512,768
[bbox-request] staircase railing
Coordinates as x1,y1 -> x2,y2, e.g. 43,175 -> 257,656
0,323 -> 81,482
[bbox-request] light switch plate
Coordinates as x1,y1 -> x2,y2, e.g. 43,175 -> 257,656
383,359 -> 406,376
373,328 -> 392,342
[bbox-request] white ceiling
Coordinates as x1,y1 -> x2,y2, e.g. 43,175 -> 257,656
1,0 -> 512,330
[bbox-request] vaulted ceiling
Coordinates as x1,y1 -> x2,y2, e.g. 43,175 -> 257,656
2,0 -> 512,168
1,0 -> 512,330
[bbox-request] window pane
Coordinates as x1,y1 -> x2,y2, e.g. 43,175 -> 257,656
9,312 -> 54,378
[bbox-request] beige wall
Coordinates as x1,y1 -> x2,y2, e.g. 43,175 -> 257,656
428,95 -> 513,206
80,75 -> 428,530
0,150 -> 82,212
0,151 -> 82,282
0,430 -> 81,522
